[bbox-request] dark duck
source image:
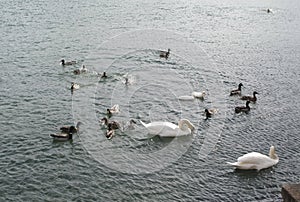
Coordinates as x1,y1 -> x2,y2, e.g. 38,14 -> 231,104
235,101 -> 251,113
241,91 -> 259,102
159,48 -> 170,59
230,83 -> 243,96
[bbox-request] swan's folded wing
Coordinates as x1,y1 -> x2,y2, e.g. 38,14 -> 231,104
140,121 -> 178,135
237,152 -> 270,164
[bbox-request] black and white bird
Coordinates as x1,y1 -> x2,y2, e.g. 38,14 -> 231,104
60,59 -> 77,66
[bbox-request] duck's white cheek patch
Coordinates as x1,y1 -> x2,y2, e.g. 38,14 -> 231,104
72,29 -> 226,174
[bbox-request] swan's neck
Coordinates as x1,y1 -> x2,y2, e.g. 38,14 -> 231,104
269,147 -> 278,160
178,119 -> 194,131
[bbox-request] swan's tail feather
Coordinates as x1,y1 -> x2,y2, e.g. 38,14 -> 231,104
227,162 -> 239,167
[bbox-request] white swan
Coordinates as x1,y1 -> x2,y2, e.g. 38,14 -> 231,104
192,91 -> 206,99
227,145 -> 279,171
140,119 -> 195,137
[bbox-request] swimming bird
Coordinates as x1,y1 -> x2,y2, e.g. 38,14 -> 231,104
230,83 -> 243,96
107,105 -> 120,116
140,119 -> 195,137
106,129 -> 114,139
101,117 -> 121,130
235,101 -> 250,113
71,82 -> 80,91
123,119 -> 137,131
73,65 -> 87,75
227,145 -> 279,171
159,48 -> 170,59
50,132 -> 73,141
192,91 -> 206,99
241,91 -> 259,102
125,77 -> 129,85
73,69 -> 81,75
178,91 -> 206,101
101,72 -> 107,78
205,108 -> 218,119
60,59 -> 77,66
81,65 -> 87,73
60,122 -> 82,134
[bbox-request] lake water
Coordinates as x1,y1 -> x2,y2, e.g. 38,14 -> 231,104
1,0 -> 300,201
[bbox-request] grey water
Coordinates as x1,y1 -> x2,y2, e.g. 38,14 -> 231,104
1,0 -> 300,201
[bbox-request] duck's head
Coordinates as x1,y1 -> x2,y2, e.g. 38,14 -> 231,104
69,126 -> 77,133
239,83 -> 243,88
60,59 -> 65,65
130,119 -> 137,124
253,91 -> 259,95
102,72 -> 107,77
167,48 -> 170,53
101,117 -> 108,125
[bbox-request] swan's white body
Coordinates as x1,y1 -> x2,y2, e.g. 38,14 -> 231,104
140,119 -> 195,137
178,95 -> 195,101
192,91 -> 206,99
227,146 -> 279,171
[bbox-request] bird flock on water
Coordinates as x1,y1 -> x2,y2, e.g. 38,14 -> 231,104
52,42 -> 278,172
